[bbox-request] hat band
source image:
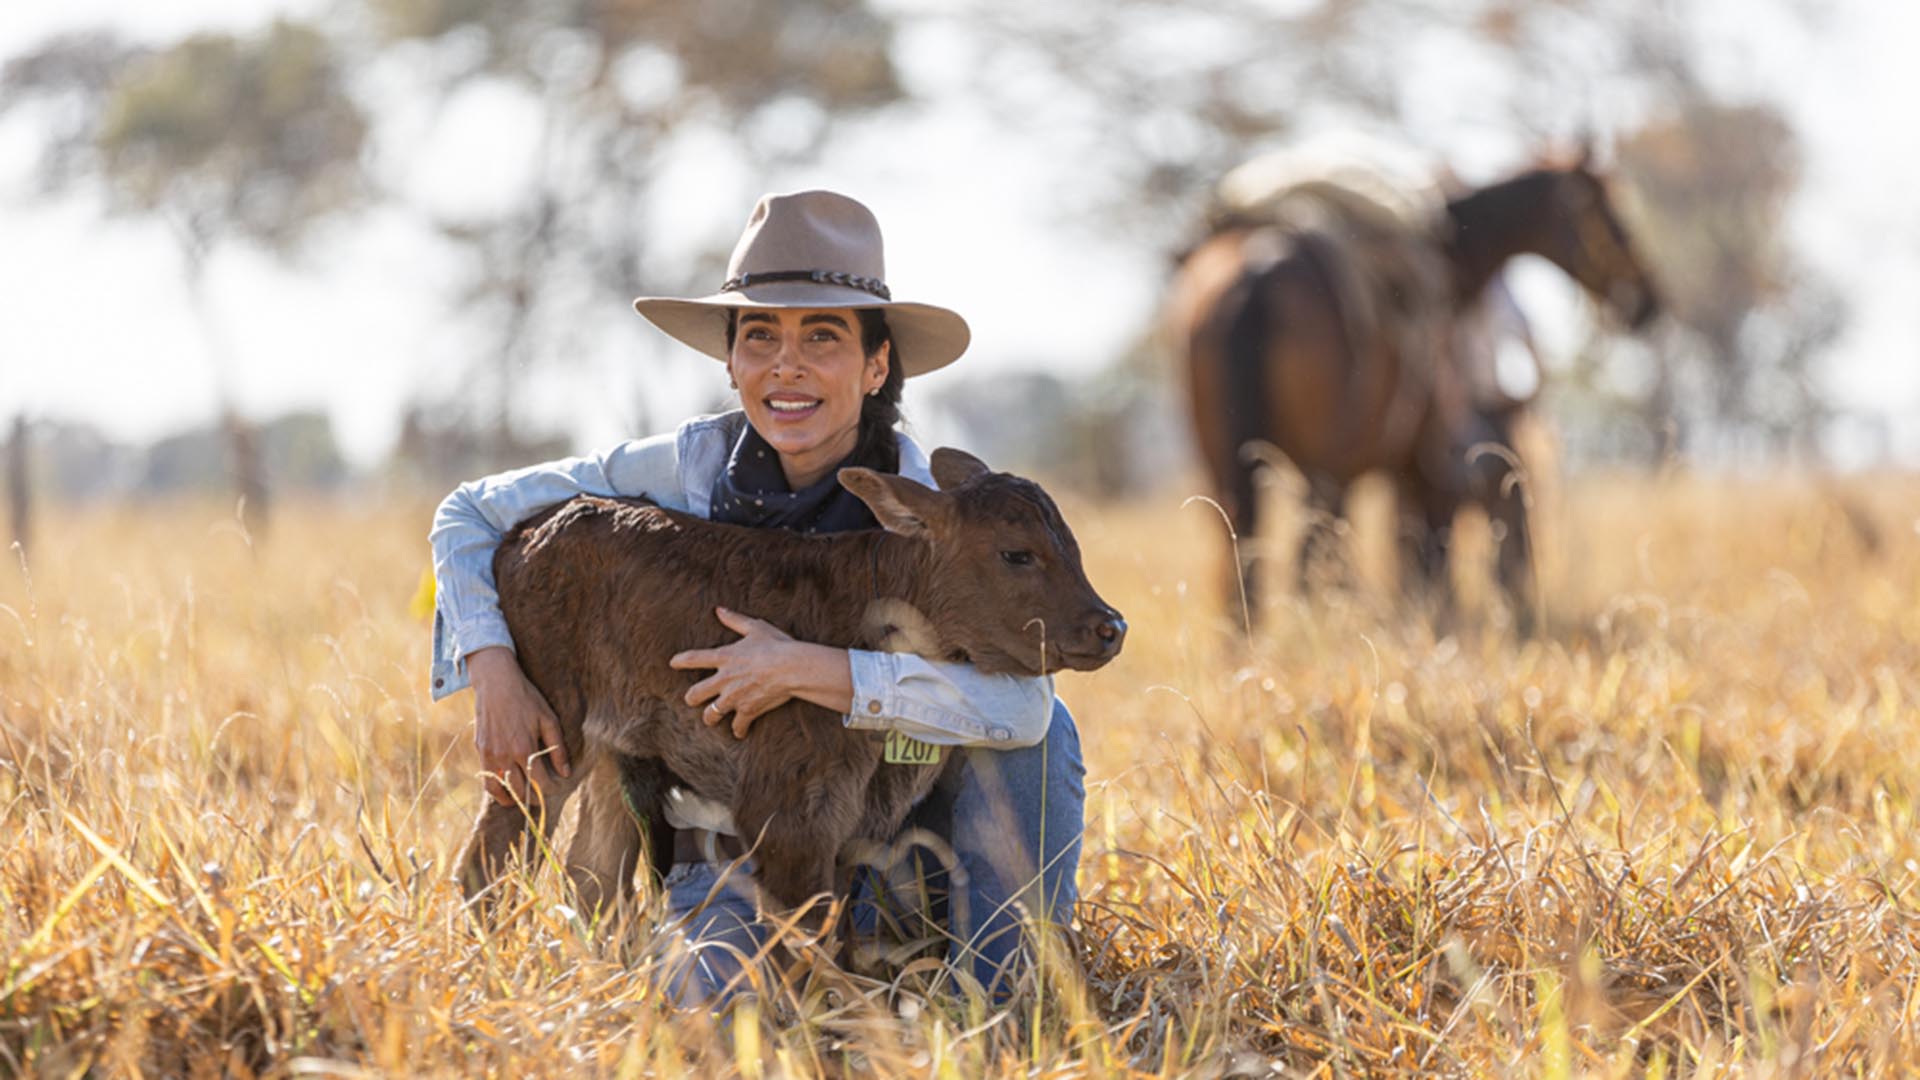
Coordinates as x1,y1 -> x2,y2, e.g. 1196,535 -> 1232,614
719,269 -> 892,301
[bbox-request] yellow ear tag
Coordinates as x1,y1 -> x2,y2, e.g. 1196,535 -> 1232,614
884,730 -> 942,765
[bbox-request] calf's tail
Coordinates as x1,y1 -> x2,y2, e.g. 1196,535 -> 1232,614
617,755 -> 680,887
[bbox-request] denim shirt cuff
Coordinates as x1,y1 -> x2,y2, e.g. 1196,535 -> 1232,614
844,649 -> 1032,746
429,609 -> 516,701
454,615 -> 517,658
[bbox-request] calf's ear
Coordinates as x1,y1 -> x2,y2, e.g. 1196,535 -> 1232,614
840,468 -> 951,538
930,447 -> 992,491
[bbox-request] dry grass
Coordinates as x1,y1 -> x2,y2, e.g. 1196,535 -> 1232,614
5,470 -> 1920,1077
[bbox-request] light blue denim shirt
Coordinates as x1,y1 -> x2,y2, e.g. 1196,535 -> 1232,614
428,410 -> 1055,747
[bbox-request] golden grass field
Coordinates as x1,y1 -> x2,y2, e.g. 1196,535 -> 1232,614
4,465 -> 1920,1077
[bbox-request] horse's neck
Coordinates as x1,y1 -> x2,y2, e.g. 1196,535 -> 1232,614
1442,172 -> 1558,303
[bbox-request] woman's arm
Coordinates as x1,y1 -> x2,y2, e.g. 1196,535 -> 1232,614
670,608 -> 1056,749
846,652 -> 1056,748
430,433 -> 680,697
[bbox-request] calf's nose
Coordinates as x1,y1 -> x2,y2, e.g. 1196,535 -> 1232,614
1094,613 -> 1127,654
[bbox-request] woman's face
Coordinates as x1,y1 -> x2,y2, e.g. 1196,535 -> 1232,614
729,307 -> 890,488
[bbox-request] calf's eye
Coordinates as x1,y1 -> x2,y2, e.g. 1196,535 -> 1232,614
1000,550 -> 1035,567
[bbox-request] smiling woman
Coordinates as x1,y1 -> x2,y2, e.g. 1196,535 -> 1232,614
427,190 -> 1086,1006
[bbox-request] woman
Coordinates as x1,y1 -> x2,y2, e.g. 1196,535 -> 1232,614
428,190 -> 1085,1004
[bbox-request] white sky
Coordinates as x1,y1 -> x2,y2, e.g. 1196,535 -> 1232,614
1,0 -> 1916,467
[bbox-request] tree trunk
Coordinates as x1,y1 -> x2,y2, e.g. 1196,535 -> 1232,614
6,415 -> 27,557
177,230 -> 270,537
227,412 -> 270,539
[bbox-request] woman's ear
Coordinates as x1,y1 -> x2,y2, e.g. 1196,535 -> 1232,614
865,340 -> 891,395
726,358 -> 739,391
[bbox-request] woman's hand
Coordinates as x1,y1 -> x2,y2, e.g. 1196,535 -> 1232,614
467,646 -> 572,807
670,607 -> 854,738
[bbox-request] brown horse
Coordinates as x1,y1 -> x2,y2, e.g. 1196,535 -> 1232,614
1165,155 -> 1660,629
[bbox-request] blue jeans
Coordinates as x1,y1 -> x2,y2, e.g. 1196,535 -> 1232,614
653,699 -> 1086,1006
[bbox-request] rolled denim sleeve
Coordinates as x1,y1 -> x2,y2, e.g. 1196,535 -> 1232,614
843,651 -> 1055,748
428,434 -> 679,700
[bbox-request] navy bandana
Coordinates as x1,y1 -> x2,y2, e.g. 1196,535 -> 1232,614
708,423 -> 885,535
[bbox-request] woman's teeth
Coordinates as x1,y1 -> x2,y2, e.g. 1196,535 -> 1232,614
767,399 -> 820,413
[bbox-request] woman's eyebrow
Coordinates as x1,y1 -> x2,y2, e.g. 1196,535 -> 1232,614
738,312 -> 776,326
799,314 -> 851,330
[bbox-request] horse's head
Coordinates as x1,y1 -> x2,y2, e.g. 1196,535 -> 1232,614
1538,152 -> 1662,330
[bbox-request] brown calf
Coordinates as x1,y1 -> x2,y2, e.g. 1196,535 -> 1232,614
456,448 -> 1125,918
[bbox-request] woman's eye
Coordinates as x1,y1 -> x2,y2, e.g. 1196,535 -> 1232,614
744,328 -> 773,341
1000,550 -> 1035,567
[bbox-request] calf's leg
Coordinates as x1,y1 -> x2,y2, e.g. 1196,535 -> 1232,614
743,817 -> 841,915
564,751 -> 646,920
457,761 -> 589,908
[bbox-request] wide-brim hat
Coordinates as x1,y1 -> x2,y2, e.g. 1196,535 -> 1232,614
632,190 -> 970,377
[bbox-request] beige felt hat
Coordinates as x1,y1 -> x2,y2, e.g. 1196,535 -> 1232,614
632,190 -> 971,376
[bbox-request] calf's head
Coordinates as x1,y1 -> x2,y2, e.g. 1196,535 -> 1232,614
839,448 -> 1126,677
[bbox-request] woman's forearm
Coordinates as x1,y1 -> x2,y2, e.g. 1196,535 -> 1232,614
465,645 -> 521,689
779,642 -> 855,715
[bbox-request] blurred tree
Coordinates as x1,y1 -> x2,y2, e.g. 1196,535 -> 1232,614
139,411 -> 349,496
933,0 -> 1328,247
18,419 -> 140,502
360,0 -> 902,461
2,21 -> 369,531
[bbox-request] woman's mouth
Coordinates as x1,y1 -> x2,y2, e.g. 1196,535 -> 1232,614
764,395 -> 823,421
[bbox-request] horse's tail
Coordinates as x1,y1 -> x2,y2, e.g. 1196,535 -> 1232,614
1290,232 -> 1368,410
1217,248 -> 1274,532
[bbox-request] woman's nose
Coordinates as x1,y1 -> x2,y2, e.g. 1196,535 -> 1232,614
769,339 -> 799,378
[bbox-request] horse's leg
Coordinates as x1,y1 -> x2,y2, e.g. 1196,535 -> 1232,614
1214,260 -> 1273,630
1394,473 -> 1455,624
1295,473 -> 1350,594
1478,411 -> 1538,635
1488,481 -> 1536,635
1225,456 -> 1262,626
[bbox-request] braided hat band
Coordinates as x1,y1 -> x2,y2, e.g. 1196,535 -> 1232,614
721,269 -> 892,301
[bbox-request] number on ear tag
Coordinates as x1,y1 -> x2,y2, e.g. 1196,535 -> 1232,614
884,730 -> 942,765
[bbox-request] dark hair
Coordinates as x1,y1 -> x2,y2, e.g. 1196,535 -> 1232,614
725,308 -> 906,472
